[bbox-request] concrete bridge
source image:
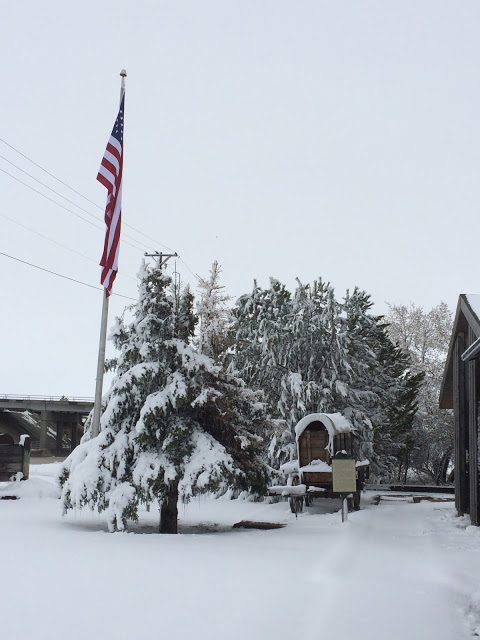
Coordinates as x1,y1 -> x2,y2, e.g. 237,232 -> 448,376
0,395 -> 94,456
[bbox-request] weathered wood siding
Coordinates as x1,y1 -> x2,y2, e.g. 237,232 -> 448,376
298,423 -> 329,467
0,438 -> 30,481
302,471 -> 332,484
468,327 -> 480,525
334,432 -> 353,456
454,332 -> 469,516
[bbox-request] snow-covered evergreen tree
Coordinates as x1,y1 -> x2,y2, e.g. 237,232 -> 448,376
60,261 -> 269,533
338,288 -> 419,470
227,279 -> 295,466
380,342 -> 424,482
196,261 -> 232,360
229,278 -> 419,474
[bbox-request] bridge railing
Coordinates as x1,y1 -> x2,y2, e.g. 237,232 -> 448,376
0,394 -> 94,403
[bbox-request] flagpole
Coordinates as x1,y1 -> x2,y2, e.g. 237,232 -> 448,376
91,69 -> 127,438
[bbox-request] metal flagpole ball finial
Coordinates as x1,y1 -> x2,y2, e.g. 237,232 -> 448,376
120,69 -> 127,77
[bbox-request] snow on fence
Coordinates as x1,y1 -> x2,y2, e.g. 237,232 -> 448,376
0,394 -> 94,403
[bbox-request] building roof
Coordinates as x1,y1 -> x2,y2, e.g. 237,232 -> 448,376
439,294 -> 480,409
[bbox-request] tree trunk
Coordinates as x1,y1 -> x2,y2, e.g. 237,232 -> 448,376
435,449 -> 452,485
403,455 -> 410,484
159,481 -> 179,534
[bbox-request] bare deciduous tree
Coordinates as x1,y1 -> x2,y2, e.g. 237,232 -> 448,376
386,302 -> 454,484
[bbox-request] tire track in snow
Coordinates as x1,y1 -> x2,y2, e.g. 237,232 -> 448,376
299,500 -> 468,640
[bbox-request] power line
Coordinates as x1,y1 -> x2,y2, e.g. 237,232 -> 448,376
0,153 -> 162,254
0,249 -> 137,301
0,166 -> 104,230
0,210 -> 137,282
0,137 -> 176,253
0,210 -> 97,264
0,137 -> 103,211
0,154 -> 104,224
126,220 -> 175,254
0,138 -> 209,290
0,164 -> 195,287
178,256 -> 200,282
0,165 -> 147,253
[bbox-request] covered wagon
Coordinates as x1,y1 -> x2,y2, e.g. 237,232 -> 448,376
269,413 -> 369,513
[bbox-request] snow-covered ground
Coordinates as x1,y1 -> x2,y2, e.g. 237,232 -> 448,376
1,464 -> 479,640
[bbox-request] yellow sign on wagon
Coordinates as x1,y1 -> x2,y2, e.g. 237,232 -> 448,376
332,458 -> 357,493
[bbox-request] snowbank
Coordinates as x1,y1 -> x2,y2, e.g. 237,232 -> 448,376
0,476 -> 60,500
1,461 -> 478,640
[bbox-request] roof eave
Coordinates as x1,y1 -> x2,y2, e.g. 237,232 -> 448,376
439,295 -> 480,409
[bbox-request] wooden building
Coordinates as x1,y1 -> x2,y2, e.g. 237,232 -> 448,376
440,294 -> 480,525
0,433 -> 30,481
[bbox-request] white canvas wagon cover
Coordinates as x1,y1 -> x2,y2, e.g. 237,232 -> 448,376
294,413 -> 354,442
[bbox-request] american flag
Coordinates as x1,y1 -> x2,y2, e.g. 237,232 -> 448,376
97,93 -> 125,296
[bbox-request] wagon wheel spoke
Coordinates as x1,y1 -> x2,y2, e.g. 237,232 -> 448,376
289,475 -> 304,516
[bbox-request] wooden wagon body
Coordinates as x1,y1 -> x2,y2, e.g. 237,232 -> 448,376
271,413 -> 369,512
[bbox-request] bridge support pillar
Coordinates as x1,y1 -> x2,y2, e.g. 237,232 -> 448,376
55,413 -> 83,456
39,411 -> 49,451
56,420 -> 63,456
71,413 -> 80,449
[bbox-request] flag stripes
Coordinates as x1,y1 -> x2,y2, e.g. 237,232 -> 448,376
97,94 -> 125,296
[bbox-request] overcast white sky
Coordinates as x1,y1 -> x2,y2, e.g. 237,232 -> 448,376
1,1 -> 479,397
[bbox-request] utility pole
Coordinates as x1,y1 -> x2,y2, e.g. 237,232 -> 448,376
144,251 -> 178,267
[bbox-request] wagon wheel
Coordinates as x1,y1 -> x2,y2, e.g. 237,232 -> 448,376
352,491 -> 361,511
289,475 -> 304,516
289,495 -> 304,515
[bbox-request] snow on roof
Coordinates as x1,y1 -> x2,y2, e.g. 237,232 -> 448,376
294,413 -> 354,441
466,295 -> 480,322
